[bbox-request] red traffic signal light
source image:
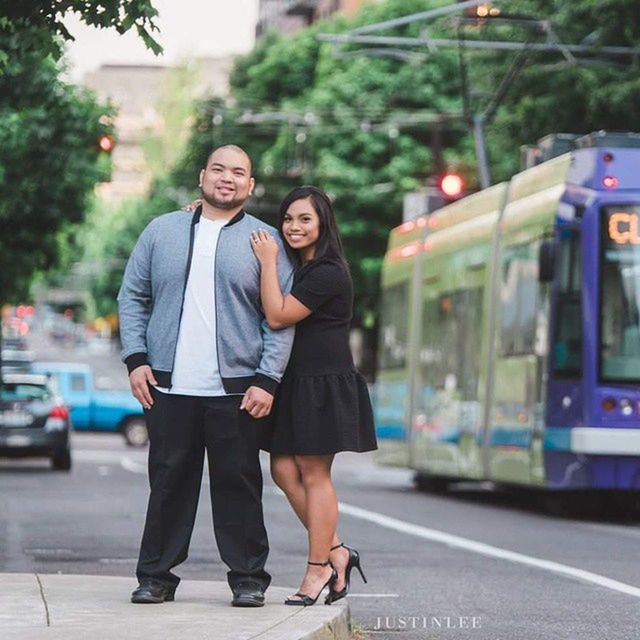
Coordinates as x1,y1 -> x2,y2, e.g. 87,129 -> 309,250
98,134 -> 115,153
464,3 -> 500,18
440,173 -> 464,199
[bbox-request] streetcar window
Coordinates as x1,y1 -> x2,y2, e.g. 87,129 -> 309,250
600,206 -> 640,383
500,243 -> 540,356
379,282 -> 409,370
552,228 -> 582,377
420,288 -> 483,401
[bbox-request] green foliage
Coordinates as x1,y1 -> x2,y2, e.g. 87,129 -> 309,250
84,179 -> 180,317
187,0 -> 464,326
0,0 -> 161,72
209,0 -> 639,329
86,0 -> 640,332
0,49 -> 113,301
464,0 -> 640,182
0,0 -> 162,302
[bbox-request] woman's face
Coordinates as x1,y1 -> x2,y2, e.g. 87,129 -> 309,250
282,197 -> 321,258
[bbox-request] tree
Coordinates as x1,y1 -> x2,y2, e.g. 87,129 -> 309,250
81,0 -> 640,375
208,0 -> 640,335
0,0 -> 162,302
455,0 -> 640,182
0,1 -> 161,71
190,0 -> 463,330
0,51 -> 113,301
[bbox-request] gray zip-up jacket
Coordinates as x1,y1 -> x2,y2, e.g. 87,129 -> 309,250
117,207 -> 294,395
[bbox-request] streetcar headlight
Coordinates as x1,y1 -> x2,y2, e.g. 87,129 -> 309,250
619,398 -> 633,416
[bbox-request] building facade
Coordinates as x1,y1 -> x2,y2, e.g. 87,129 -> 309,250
256,0 -> 373,38
83,57 -> 235,203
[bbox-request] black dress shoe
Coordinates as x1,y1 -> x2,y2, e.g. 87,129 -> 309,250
231,582 -> 265,607
131,579 -> 176,604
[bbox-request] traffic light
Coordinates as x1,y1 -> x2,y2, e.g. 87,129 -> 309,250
440,173 -> 464,199
439,172 -> 465,202
97,134 -> 115,153
96,134 -> 115,182
463,3 -> 500,18
423,172 -> 466,213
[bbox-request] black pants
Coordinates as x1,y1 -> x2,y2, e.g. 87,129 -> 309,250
136,390 -> 271,591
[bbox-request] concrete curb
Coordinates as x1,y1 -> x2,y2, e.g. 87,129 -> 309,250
0,574 -> 350,640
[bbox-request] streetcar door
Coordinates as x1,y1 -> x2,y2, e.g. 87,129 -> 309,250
545,225 -> 585,442
490,240 -> 550,486
375,279 -> 412,467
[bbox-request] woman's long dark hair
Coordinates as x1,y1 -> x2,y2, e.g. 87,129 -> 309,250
278,186 -> 349,270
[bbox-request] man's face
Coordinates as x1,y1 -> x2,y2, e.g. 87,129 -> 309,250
199,148 -> 255,210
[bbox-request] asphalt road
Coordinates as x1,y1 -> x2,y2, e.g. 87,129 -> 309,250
2,329 -> 640,639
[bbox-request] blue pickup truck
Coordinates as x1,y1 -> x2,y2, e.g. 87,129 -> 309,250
32,362 -> 148,447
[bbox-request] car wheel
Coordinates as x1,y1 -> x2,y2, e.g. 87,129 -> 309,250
51,447 -> 72,471
122,417 -> 149,447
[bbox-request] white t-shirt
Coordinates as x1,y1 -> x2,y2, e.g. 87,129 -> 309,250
156,216 -> 227,396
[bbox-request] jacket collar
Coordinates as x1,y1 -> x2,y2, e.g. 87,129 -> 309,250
193,205 -> 246,227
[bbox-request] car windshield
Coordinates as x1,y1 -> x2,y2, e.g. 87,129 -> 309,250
600,206 -> 640,383
0,383 -> 51,402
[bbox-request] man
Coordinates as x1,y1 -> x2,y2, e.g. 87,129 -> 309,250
118,145 -> 294,607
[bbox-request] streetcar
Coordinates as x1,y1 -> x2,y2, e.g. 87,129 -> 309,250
375,131 -> 640,495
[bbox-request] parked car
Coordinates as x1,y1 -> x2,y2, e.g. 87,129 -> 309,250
0,373 -> 72,471
1,348 -> 35,373
1,336 -> 29,351
32,362 -> 148,447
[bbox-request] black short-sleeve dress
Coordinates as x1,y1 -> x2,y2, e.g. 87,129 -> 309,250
264,256 -> 377,455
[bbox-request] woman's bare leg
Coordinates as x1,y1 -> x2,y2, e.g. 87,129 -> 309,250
270,455 -> 307,524
271,454 -> 349,592
282,455 -> 335,600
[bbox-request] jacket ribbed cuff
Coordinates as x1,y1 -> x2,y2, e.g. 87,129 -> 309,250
124,352 -> 149,374
252,373 -> 278,396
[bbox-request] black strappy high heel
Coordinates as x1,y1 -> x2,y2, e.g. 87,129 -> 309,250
325,543 -> 367,604
284,560 -> 337,607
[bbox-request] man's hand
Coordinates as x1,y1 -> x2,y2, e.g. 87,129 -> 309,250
240,386 -> 274,419
182,198 -> 203,212
129,365 -> 157,410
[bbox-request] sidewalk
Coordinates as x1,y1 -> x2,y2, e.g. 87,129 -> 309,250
0,574 -> 351,640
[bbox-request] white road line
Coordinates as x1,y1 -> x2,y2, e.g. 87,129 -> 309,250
577,522 -> 640,541
120,459 -> 640,600
74,449 -> 127,463
99,558 -> 138,564
120,456 -> 215,483
120,457 -> 147,474
337,502 -> 640,600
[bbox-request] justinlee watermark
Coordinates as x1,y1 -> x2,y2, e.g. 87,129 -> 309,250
373,616 -> 482,631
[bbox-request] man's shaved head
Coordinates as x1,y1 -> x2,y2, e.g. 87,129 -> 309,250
205,144 -> 253,175
200,144 -> 255,211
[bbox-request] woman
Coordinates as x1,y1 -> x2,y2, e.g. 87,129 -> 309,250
250,186 -> 377,606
